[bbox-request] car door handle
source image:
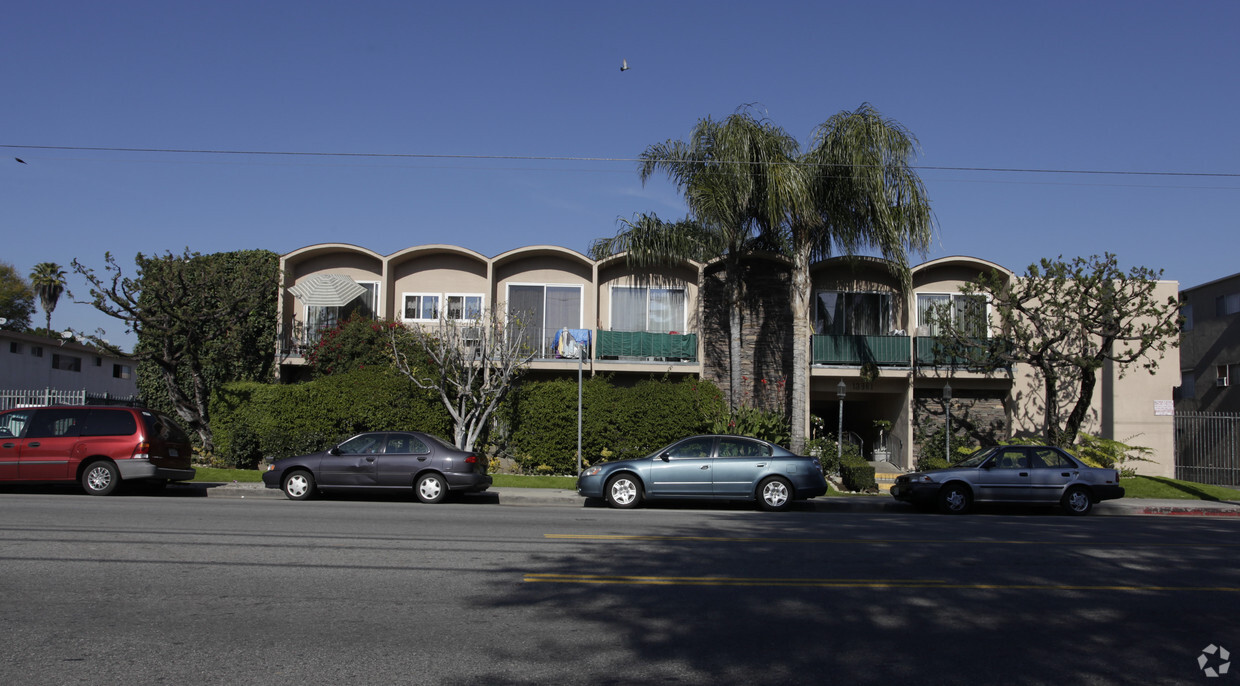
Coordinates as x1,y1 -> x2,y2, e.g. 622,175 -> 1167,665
755,463 -> 766,468
1061,472 -> 1071,477
28,441 -> 40,447
700,465 -> 709,470
366,457 -> 376,463
1,442 -> 13,448
1019,472 -> 1029,477
418,456 -> 428,461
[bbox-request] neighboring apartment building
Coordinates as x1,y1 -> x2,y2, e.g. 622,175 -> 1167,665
1177,272 -> 1240,413
276,243 -> 1180,477
0,330 -> 139,404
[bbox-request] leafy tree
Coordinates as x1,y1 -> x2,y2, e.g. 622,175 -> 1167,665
389,307 -> 536,451
29,262 -> 68,334
785,103 -> 933,452
593,104 -> 933,454
0,261 -> 35,330
593,108 -> 803,409
930,253 -> 1180,447
307,314 -> 403,377
71,249 -> 279,453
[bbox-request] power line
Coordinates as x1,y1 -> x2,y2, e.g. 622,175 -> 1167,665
3,143 -> 1238,179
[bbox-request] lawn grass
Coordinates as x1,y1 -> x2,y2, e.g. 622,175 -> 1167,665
1121,475 -> 1240,501
192,467 -> 264,483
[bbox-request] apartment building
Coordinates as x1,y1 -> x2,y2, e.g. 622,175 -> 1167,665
277,243 -> 1180,476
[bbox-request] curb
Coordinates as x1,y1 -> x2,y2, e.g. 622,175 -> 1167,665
176,482 -> 1240,516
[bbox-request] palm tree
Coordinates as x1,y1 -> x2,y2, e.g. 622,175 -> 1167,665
29,262 -> 68,335
782,103 -> 934,452
594,108 -> 804,408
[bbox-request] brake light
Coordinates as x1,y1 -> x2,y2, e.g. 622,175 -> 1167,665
132,441 -> 151,460
464,455 -> 477,464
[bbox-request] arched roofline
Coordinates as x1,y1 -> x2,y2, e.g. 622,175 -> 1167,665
492,244 -> 594,269
283,243 -> 384,266
912,255 -> 1013,279
386,244 -> 489,267
701,250 -> 791,272
595,251 -> 703,272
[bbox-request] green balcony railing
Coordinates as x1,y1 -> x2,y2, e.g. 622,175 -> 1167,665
811,335 -> 911,366
596,330 -> 698,362
914,336 -> 1011,369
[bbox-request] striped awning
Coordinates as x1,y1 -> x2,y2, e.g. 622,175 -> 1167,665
287,274 -> 367,307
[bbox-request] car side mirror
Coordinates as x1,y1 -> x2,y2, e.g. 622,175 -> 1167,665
660,453 -> 670,461
981,461 -> 993,469
329,446 -> 341,456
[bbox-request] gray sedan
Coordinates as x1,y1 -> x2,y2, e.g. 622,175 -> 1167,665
890,444 -> 1124,515
262,431 -> 491,503
575,435 -> 829,511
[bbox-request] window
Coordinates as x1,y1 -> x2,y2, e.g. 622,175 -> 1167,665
94,357 -> 103,367
403,294 -> 441,321
113,364 -> 132,379
304,280 -> 380,338
31,346 -> 43,358
1219,365 -> 1231,388
667,437 -> 714,458
718,437 -> 772,458
8,342 -> 20,354
1216,293 -> 1240,317
81,409 -> 137,437
815,291 -> 892,336
917,293 -> 988,337
1181,304 -> 1193,332
507,284 -> 582,355
52,354 -> 82,372
446,294 -> 483,321
611,286 -> 686,332
1031,448 -> 1073,469
28,408 -> 85,438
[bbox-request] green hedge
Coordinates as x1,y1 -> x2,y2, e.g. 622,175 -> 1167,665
504,376 -> 726,474
211,367 -> 450,467
840,459 -> 877,492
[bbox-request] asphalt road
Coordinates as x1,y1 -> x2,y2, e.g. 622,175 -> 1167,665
1,492 -> 1238,685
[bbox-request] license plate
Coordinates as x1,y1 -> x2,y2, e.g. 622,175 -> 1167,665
169,449 -> 179,457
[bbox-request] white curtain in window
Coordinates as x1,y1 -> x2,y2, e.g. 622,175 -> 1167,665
917,294 -> 950,335
649,288 -> 684,332
612,287 -> 646,331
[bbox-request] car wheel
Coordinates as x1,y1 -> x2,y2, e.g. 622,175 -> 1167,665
938,482 -> 972,514
604,474 -> 643,509
81,461 -> 120,496
757,476 -> 793,512
415,473 -> 448,504
1061,486 -> 1093,515
282,470 -> 316,501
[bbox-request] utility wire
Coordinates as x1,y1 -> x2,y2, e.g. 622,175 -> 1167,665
4,143 -> 1239,179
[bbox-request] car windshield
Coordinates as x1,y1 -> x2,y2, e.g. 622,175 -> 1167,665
953,446 -> 1000,469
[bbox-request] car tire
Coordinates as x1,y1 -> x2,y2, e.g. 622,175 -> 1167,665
282,470 -> 316,501
757,476 -> 793,512
1061,486 -> 1093,515
604,474 -> 643,509
415,473 -> 448,504
81,461 -> 120,496
938,482 -> 972,514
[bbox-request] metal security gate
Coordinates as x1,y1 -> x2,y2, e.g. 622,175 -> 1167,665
1175,411 -> 1240,486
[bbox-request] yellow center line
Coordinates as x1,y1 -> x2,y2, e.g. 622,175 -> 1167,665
522,573 -> 1240,592
543,533 -> 1239,547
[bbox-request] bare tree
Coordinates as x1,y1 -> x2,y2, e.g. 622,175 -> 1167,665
389,307 -> 536,451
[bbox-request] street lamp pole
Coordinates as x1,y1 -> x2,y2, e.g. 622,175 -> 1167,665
943,382 -> 953,462
836,380 -> 847,460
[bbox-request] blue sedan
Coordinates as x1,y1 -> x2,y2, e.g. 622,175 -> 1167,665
575,435 -> 828,511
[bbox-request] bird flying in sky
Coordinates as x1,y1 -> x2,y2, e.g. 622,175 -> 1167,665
620,59 -> 629,72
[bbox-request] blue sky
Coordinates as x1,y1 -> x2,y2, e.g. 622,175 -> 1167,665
4,1 -> 1238,350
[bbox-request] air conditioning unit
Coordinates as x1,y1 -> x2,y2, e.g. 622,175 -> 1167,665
1218,377 -> 1230,388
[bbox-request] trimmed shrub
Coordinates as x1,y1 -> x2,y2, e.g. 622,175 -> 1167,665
211,367 -> 449,468
504,376 -> 726,474
840,457 -> 877,492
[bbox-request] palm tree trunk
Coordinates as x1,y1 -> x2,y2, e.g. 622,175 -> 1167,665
789,251 -> 812,454
729,298 -> 743,409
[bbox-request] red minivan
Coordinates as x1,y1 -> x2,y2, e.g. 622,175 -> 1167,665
0,405 -> 195,495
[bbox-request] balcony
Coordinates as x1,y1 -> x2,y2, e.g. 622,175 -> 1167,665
914,336 -> 1011,370
811,335 -> 911,366
596,330 -> 698,362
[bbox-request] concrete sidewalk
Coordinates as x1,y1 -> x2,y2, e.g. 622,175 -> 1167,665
176,481 -> 1240,516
